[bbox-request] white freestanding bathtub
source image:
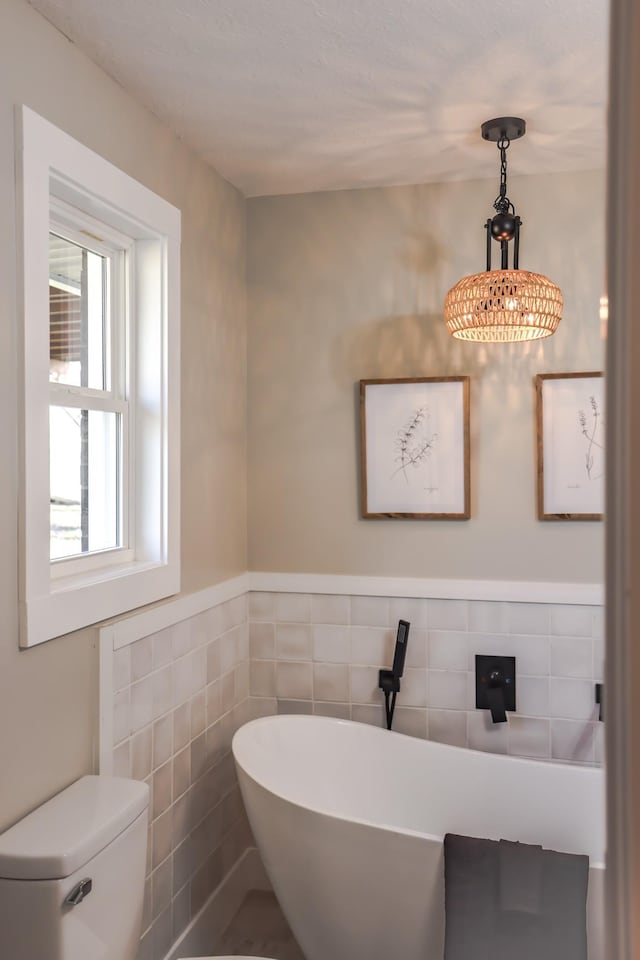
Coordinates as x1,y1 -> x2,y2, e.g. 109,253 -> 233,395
232,714 -> 605,960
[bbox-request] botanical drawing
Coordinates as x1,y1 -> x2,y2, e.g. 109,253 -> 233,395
392,407 -> 438,484
361,377 -> 468,518
577,396 -> 604,482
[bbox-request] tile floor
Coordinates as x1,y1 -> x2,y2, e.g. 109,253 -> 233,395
215,891 -> 305,959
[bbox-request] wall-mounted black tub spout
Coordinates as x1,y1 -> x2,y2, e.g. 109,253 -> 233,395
486,671 -> 508,723
475,655 -> 516,723
378,620 -> 410,731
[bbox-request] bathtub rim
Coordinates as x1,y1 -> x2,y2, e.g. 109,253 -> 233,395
232,714 -> 605,869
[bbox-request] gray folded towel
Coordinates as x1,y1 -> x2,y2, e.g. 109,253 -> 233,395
444,833 -> 589,960
499,838 -> 543,914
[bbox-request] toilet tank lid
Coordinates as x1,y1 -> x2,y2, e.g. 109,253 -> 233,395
0,776 -> 149,880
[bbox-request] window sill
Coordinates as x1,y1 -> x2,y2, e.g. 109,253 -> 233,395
21,559 -> 180,648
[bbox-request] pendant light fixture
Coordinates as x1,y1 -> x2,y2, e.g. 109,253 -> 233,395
444,118 -> 562,342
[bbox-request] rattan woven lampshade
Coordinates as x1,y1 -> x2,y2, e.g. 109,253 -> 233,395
444,268 -> 563,342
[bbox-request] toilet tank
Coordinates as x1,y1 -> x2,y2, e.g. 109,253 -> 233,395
0,775 -> 149,960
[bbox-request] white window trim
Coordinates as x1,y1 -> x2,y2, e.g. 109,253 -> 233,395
17,105 -> 181,648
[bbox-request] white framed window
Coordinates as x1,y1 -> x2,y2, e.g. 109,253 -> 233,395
18,106 -> 181,647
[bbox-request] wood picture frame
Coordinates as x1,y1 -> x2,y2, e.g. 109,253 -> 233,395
360,377 -> 470,519
535,372 -> 604,521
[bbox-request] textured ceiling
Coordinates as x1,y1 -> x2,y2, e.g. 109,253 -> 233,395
28,0 -> 608,197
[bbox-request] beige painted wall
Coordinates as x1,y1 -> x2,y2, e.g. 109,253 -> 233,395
0,0 -> 246,831
247,171 -> 605,582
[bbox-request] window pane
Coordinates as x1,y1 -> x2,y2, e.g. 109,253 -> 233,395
49,233 -> 110,390
50,407 -> 121,560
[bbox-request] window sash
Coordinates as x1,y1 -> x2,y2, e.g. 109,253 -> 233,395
48,207 -> 133,571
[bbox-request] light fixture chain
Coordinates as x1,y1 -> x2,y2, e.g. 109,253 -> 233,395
494,136 -> 513,215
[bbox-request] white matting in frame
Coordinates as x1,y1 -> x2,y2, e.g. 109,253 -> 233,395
536,372 -> 604,520
360,377 -> 470,519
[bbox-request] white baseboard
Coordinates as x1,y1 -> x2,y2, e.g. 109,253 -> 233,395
164,847 -> 269,960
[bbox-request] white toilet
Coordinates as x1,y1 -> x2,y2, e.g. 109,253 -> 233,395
0,775 -> 148,960
0,774 -> 275,960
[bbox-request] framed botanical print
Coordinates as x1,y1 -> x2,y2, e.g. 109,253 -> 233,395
535,372 -> 604,520
359,377 -> 470,519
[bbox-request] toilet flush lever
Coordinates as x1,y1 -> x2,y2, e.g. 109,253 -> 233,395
65,877 -> 93,906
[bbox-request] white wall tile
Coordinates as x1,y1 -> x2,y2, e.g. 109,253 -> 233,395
392,707 -> 427,739
153,714 -> 173,770
113,740 -> 130,777
249,621 -> 275,659
172,657 -> 192,708
516,677 -> 550,718
389,597 -> 428,629
130,677 -> 153,734
250,697 -> 278,719
248,592 -> 275,621
221,672 -> 235,713
152,666 -> 173,720
593,634 -> 605,682
428,670 -> 469,710
551,719 -> 596,763
311,594 -> 350,625
173,702 -> 190,753
152,628 -> 173,671
350,626 -> 394,666
594,722 -> 605,764
467,711 -> 508,754
189,647 -> 206,695
351,596 -> 389,627
275,593 -> 311,623
549,678 -> 598,721
507,716 -> 550,759
507,603 -> 549,636
550,636 -> 594,679
275,661 -> 313,700
219,631 -> 237,673
591,607 -> 604,640
429,631 -> 468,671
227,595 -> 247,630
312,624 -> 351,662
277,699 -> 313,715
427,599 -> 468,631
131,726 -> 153,781
313,663 -> 349,702
113,646 -> 131,692
313,701 -> 351,720
276,623 -> 312,660
171,620 -> 192,659
131,636 -> 153,682
428,709 -> 467,748
351,704 -> 384,727
350,665 -> 382,704
405,627 -> 428,668
206,638 -> 221,683
549,605 -> 594,637
237,622 -> 250,661
250,661 -> 276,698
190,690 -> 206,739
206,679 -> 221,727
468,601 -> 509,635
189,611 -> 210,649
398,668 -> 427,707
235,661 -> 250,702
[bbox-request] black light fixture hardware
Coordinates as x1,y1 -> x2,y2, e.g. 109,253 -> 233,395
444,117 -> 563,342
